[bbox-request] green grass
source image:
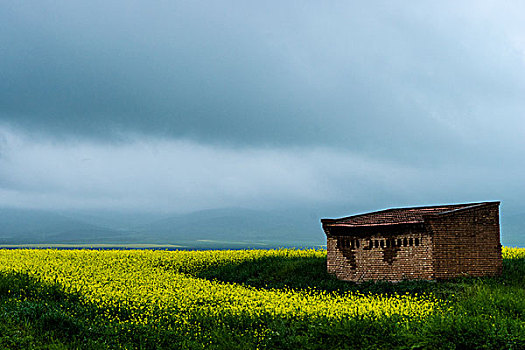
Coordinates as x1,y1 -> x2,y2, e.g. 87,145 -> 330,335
0,248 -> 523,349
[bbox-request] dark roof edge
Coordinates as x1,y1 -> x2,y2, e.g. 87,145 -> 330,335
423,201 -> 500,220
320,201 -> 498,223
323,221 -> 422,228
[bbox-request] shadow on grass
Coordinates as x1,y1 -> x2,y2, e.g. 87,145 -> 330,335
1,259 -> 523,350
0,270 -> 423,350
195,255 -> 525,296
0,271 -> 96,349
0,271 -> 203,349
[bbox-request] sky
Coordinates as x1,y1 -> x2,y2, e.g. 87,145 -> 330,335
1,1 -> 525,215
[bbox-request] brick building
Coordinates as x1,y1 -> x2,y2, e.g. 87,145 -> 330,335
321,201 -> 502,282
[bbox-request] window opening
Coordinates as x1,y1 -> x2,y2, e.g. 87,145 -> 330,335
403,238 -> 408,247
409,238 -> 413,246
374,240 -> 379,248
380,240 -> 384,248
397,238 -> 402,246
386,239 -> 390,248
415,238 -> 419,246
356,239 -> 360,248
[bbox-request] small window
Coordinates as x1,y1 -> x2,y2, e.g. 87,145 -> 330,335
403,238 -> 408,247
409,238 -> 413,246
397,238 -> 402,247
386,239 -> 390,248
368,240 -> 373,248
415,238 -> 419,246
380,240 -> 384,248
356,239 -> 360,249
374,240 -> 379,248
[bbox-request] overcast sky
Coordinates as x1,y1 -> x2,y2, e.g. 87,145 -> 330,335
1,1 -> 525,214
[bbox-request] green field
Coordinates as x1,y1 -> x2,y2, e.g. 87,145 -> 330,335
0,248 -> 523,349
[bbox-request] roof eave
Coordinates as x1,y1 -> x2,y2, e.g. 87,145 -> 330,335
422,201 -> 500,220
324,221 -> 422,229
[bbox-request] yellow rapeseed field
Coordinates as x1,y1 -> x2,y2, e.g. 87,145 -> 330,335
0,247 -> 523,349
0,249 -> 439,323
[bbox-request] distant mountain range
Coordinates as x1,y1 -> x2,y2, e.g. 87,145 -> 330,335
0,207 -> 326,248
501,212 -> 525,247
0,207 -> 522,248
0,208 -> 129,244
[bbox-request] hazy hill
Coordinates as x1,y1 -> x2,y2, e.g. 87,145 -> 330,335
0,208 -> 128,244
132,207 -> 324,247
0,207 -> 325,248
501,212 -> 525,247
0,207 -> 521,247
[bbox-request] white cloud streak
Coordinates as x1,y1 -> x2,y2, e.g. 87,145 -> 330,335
0,126 -> 519,213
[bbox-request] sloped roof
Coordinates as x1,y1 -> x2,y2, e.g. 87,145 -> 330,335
322,201 -> 499,227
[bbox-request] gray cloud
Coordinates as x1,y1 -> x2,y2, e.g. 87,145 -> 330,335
2,2 -> 525,162
1,1 -> 525,216
0,126 -> 518,213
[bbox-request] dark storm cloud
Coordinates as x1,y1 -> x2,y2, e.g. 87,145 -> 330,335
2,1 -> 525,163
1,1 -> 525,217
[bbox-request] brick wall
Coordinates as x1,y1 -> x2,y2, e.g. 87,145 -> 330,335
326,226 -> 434,282
428,203 -> 502,279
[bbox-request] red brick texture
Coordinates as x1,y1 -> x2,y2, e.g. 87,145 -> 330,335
322,202 -> 502,282
427,202 -> 502,279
